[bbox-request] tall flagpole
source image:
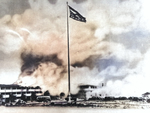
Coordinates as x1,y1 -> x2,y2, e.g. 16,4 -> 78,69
66,1 -> 71,103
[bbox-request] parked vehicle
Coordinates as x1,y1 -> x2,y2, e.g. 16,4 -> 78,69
36,96 -> 51,105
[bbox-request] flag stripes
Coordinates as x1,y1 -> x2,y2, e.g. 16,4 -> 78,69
68,6 -> 86,22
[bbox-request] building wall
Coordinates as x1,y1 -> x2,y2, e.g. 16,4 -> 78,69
0,84 -> 42,104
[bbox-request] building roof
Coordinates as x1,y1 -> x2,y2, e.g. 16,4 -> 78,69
0,84 -> 41,89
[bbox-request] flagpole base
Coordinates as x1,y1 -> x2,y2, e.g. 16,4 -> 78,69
68,94 -> 72,104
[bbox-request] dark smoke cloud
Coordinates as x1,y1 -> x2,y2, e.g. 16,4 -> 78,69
73,0 -> 87,4
0,0 -> 30,18
72,55 -> 102,69
48,0 -> 58,4
21,52 -> 63,72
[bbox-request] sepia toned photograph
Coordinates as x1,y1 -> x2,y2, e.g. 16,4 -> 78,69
0,0 -> 150,113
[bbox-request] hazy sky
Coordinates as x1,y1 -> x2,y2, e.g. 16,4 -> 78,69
0,0 -> 150,96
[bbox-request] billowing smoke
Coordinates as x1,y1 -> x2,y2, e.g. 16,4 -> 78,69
1,0 -> 150,97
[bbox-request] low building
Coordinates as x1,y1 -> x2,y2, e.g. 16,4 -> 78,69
0,84 -> 42,104
77,83 -> 106,100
